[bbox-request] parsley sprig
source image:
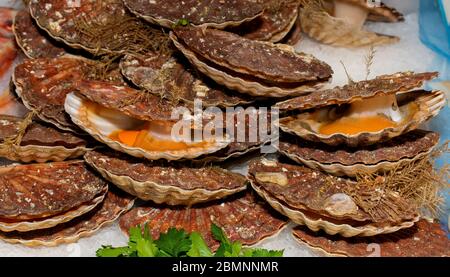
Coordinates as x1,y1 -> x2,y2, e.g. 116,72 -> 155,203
96,223 -> 283,258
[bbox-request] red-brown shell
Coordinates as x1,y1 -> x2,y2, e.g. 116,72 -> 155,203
0,115 -> 87,149
29,0 -> 167,55
13,9 -> 66,59
293,219 -> 450,257
0,189 -> 135,246
123,0 -> 266,29
173,27 -> 332,84
0,161 -> 108,220
275,72 -> 439,111
120,54 -> 251,107
241,0 -> 301,42
119,192 -> 287,250
248,159 -> 418,225
278,130 -> 440,166
13,56 -> 93,131
84,150 -> 247,193
74,79 -> 179,122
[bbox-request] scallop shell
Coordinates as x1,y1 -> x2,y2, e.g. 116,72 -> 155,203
13,9 -> 65,59
119,192 -> 287,251
240,0 -> 301,43
0,189 -> 135,247
12,56 -> 94,133
29,0 -> 168,56
120,53 -> 252,108
281,9 -> 302,46
292,219 -> 450,257
84,150 -> 247,205
123,0 -> 265,29
334,0 -> 404,22
279,90 -> 446,147
0,115 -> 92,163
170,28 -> 332,97
0,161 -> 108,221
278,130 -> 440,177
248,159 -> 419,237
64,82 -> 230,161
0,186 -> 107,232
300,1 -> 399,47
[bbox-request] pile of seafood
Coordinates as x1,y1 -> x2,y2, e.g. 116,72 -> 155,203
0,0 -> 448,256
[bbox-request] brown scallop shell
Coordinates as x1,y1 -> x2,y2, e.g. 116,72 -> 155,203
28,0 -> 167,55
13,9 -> 66,59
300,2 -> 399,47
240,0 -> 301,43
120,53 -> 252,108
281,11 -> 302,46
292,219 -> 450,257
279,90 -> 446,147
119,192 -> 287,251
84,150 -> 247,205
173,27 -> 332,84
0,186 -> 107,232
0,189 -> 135,247
276,72 -> 439,111
170,31 -> 331,97
335,0 -> 405,22
0,115 -> 92,163
64,82 -> 230,161
0,160 -> 108,221
248,158 -> 419,237
123,0 -> 265,29
12,56 -> 93,132
278,130 -> 440,177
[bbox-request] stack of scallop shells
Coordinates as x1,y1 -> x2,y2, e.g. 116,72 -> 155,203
0,0 -> 447,256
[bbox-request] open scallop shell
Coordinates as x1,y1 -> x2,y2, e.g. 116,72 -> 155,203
248,158 -> 419,237
0,115 -> 92,163
0,189 -> 134,247
279,90 -> 446,147
300,1 -> 399,47
119,192 -> 287,251
13,9 -> 66,59
123,0 -> 265,29
278,130 -> 440,177
332,0 -> 405,22
292,219 -> 450,257
0,186 -> 107,232
65,92 -> 230,161
170,27 -> 332,97
84,150 -> 247,205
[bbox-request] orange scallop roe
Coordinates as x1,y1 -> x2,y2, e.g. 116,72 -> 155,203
319,115 -> 397,135
111,129 -> 208,151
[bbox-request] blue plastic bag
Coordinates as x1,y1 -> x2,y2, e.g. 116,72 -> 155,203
419,0 -> 449,234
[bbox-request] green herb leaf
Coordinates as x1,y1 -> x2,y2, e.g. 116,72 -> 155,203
211,224 -> 229,244
155,228 -> 192,257
187,232 -> 213,257
96,245 -> 132,257
250,249 -> 284,257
